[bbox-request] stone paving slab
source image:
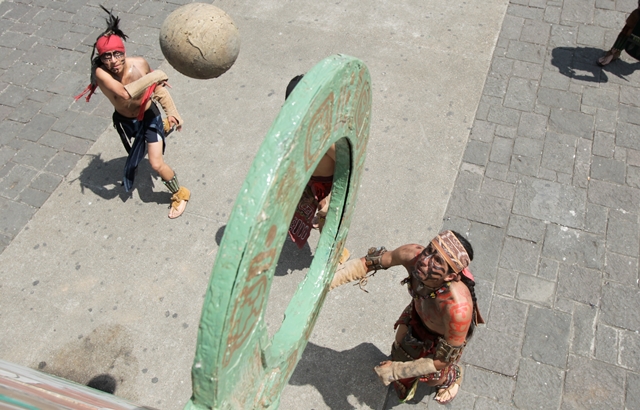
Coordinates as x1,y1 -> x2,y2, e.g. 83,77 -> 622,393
439,0 -> 640,409
3,0 -> 640,409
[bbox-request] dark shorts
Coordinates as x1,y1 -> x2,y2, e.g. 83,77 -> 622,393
112,103 -> 165,192
113,103 -> 164,150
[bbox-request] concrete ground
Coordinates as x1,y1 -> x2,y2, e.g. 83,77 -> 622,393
2,0 -> 639,409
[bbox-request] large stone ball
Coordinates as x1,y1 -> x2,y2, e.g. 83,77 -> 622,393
159,3 -> 240,79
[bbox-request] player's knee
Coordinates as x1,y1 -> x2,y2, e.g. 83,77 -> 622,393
149,157 -> 165,172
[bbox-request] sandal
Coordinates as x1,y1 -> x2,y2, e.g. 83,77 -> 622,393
169,186 -> 190,219
434,365 -> 463,404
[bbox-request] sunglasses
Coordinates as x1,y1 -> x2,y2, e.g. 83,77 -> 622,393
100,51 -> 125,62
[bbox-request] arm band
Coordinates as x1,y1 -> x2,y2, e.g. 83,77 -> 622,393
124,70 -> 168,98
153,86 -> 183,125
374,357 -> 437,386
434,338 -> 466,363
330,258 -> 367,289
364,246 -> 388,271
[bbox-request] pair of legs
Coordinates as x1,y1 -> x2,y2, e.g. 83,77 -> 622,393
147,141 -> 187,219
394,324 -> 461,404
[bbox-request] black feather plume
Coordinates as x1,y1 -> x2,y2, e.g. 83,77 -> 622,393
99,5 -> 128,41
86,5 -> 129,87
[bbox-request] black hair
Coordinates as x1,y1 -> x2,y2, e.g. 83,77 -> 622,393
91,6 -> 128,61
451,230 -> 473,261
460,273 -> 478,339
285,74 -> 304,100
451,230 -> 478,339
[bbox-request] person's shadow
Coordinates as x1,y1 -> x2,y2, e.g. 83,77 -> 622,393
551,46 -> 640,82
289,342 -> 405,408
75,154 -> 171,206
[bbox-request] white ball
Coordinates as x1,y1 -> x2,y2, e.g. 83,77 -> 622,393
160,3 -> 240,79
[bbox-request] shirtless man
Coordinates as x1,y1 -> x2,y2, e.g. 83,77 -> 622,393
330,230 -> 484,404
598,0 -> 640,66
75,8 -> 189,218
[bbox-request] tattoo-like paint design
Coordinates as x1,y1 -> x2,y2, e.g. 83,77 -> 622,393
437,296 -> 472,346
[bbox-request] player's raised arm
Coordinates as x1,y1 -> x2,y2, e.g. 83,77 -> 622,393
330,243 -> 423,290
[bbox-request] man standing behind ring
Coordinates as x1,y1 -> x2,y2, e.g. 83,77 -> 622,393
75,7 -> 190,219
331,230 -> 484,404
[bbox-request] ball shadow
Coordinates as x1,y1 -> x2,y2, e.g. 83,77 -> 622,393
86,373 -> 117,394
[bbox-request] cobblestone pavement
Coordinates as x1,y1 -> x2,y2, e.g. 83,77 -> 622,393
425,0 -> 640,409
0,0 -> 184,253
1,0 -> 640,409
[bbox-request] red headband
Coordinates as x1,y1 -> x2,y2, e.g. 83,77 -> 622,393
96,34 -> 125,55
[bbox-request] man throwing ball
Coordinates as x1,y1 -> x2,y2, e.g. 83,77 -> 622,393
75,7 -> 189,219
331,230 -> 484,404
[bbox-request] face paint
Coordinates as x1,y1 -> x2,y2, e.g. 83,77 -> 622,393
412,245 -> 449,285
99,51 -> 125,62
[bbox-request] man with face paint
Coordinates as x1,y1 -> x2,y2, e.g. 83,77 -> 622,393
75,7 -> 189,219
331,230 -> 484,404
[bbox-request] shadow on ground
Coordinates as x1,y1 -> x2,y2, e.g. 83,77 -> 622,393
75,154 -> 171,206
289,342 -> 390,409
86,373 -> 117,394
551,46 -> 640,82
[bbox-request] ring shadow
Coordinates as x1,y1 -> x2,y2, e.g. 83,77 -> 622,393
75,154 -> 171,206
551,46 -> 640,82
288,342 -> 387,408
289,342 -> 436,408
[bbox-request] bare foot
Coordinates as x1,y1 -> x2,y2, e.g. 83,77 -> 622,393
169,199 -> 187,219
168,186 -> 190,219
597,49 -> 620,67
597,54 -> 615,66
434,383 -> 459,404
312,214 -> 325,230
434,365 -> 463,404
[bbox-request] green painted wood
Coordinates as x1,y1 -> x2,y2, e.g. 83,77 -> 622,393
185,55 -> 372,410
